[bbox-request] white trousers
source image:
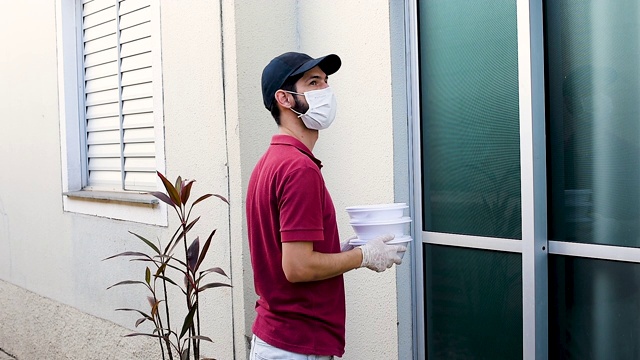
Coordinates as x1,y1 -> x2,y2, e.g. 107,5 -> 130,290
250,334 -> 335,360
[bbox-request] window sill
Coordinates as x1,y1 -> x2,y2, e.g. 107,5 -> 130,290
63,190 -> 159,205
62,190 -> 167,225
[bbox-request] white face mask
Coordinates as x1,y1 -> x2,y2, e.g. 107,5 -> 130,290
285,87 -> 337,130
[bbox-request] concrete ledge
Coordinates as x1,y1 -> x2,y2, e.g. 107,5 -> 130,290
0,281 -> 158,360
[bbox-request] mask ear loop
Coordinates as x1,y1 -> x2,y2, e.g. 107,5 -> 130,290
280,90 -> 306,118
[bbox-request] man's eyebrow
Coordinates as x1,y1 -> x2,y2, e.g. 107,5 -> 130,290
305,74 -> 328,82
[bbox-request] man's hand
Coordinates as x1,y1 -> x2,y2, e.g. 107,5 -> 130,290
340,236 -> 357,252
360,234 -> 405,272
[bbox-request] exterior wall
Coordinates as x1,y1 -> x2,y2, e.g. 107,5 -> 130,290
295,2 -> 405,359
0,1 -> 407,359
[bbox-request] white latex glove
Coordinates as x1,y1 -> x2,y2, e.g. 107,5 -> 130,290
360,234 -> 406,272
340,236 -> 357,252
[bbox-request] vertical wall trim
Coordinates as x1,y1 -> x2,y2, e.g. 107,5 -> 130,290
405,0 -> 425,359
518,0 -> 548,359
217,0 -> 236,357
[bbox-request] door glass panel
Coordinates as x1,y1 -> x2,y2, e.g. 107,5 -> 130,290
546,1 -> 640,246
424,244 -> 523,359
549,255 -> 640,359
418,0 -> 521,239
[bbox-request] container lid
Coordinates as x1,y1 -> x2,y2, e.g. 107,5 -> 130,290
349,235 -> 413,245
345,203 -> 407,211
349,216 -> 412,225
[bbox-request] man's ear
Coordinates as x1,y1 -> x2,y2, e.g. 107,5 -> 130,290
274,90 -> 293,109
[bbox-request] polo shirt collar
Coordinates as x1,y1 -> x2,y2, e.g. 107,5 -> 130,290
271,134 -> 323,168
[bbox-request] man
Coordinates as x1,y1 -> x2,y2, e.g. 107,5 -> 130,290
246,51 -> 405,359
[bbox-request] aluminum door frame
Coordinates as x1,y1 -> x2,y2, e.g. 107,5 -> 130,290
405,1 -> 548,359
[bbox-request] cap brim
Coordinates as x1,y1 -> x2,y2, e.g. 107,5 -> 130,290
290,54 -> 341,78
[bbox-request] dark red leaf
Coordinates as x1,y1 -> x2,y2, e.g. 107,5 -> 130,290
179,302 -> 198,338
199,267 -> 228,278
213,194 -> 229,205
115,308 -> 153,320
106,280 -> 149,290
124,332 -> 163,339
195,230 -> 215,273
157,171 -> 181,206
135,317 -> 147,327
185,335 -> 213,342
187,237 -> 199,274
103,251 -> 151,261
149,191 -> 176,209
192,194 -> 213,207
181,180 -> 195,205
197,282 -> 232,292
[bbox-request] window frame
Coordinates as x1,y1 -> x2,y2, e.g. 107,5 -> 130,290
55,0 -> 167,226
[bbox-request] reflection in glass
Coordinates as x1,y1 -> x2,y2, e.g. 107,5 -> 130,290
546,1 -> 640,246
425,245 -> 523,359
549,255 -> 640,359
418,0 -> 521,239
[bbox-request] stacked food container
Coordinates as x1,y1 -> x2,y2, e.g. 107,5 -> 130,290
346,203 -> 412,259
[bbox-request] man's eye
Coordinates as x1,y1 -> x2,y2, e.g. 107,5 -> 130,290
310,81 -> 317,85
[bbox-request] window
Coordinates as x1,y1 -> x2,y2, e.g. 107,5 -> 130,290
56,0 -> 166,225
81,0 -> 157,191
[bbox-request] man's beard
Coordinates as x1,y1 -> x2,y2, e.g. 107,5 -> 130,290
291,95 -> 309,115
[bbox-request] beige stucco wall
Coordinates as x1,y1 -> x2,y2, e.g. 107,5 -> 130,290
0,0 -> 409,359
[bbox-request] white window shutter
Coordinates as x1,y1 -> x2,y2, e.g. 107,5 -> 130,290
81,0 -> 156,191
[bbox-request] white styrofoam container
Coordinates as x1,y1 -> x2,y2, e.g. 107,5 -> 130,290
345,203 -> 407,222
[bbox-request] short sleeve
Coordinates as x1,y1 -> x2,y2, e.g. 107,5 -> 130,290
278,165 -> 325,242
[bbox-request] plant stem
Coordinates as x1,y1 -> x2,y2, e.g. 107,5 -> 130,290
181,209 -> 193,360
195,288 -> 201,359
161,277 -> 174,360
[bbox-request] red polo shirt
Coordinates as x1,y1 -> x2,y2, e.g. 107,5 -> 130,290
246,134 -> 345,356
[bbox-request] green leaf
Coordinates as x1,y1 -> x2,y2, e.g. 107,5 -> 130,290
145,267 -> 151,285
195,230 -> 215,273
175,176 -> 183,196
197,282 -> 231,292
179,302 -> 198,338
149,191 -> 176,209
155,263 -> 167,277
181,180 -> 195,205
157,171 -> 181,206
129,231 -> 161,256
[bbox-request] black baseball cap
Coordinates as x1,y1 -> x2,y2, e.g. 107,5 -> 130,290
261,52 -> 341,110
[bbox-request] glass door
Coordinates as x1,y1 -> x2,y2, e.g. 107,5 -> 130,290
415,1 -> 525,358
546,1 -> 640,358
408,0 -> 547,358
408,0 -> 640,358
